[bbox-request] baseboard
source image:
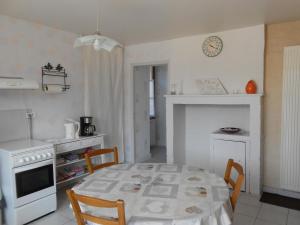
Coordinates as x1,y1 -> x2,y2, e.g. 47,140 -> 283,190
263,185 -> 300,199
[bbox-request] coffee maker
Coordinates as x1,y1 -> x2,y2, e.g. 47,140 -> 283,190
80,117 -> 96,136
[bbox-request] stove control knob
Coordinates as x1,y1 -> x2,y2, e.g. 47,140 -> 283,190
31,156 -> 36,161
41,154 -> 47,159
36,155 -> 41,159
46,152 -> 52,157
24,157 -> 30,162
18,158 -> 24,164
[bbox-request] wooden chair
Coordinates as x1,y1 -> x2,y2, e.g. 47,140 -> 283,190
66,189 -> 126,225
85,146 -> 119,174
224,158 -> 245,210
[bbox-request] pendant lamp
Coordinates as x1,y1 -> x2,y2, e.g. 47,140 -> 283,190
74,0 -> 122,51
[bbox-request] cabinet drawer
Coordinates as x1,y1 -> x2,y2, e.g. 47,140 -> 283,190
56,141 -> 80,154
80,136 -> 103,149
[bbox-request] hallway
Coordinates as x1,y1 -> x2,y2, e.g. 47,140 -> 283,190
143,146 -> 166,163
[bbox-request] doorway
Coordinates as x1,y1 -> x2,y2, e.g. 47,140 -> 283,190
133,64 -> 168,163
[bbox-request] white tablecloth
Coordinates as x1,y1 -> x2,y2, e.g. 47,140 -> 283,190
72,163 -> 233,225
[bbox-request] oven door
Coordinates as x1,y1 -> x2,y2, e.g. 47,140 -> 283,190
12,159 -> 56,207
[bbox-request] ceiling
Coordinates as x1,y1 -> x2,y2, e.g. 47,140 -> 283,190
0,0 -> 300,45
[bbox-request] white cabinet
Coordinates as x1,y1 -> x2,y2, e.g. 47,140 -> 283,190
210,132 -> 250,192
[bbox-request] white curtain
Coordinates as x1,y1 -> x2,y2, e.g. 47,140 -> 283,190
83,46 -> 124,162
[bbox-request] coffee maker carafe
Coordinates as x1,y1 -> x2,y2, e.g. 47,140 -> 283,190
80,117 -> 96,136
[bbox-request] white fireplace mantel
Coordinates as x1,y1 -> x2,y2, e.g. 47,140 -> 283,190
165,94 -> 263,195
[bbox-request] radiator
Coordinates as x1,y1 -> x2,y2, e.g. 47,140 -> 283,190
280,46 -> 300,192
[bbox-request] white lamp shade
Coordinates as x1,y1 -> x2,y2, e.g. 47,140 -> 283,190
74,34 -> 122,52
93,39 -> 102,51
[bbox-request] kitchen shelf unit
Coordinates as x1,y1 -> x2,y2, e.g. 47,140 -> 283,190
46,133 -> 105,188
56,158 -> 86,168
56,172 -> 89,186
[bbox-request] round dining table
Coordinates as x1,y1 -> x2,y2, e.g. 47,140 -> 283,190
72,163 -> 233,225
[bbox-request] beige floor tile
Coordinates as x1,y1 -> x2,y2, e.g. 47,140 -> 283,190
233,213 -> 255,225
257,203 -> 288,225
289,209 -> 300,219
238,192 -> 262,207
59,206 -> 76,221
63,220 -> 77,225
254,219 -> 279,225
287,209 -> 300,225
235,202 -> 261,217
287,215 -> 300,225
29,211 -> 71,225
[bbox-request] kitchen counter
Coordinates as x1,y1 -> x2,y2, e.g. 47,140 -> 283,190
43,133 -> 106,145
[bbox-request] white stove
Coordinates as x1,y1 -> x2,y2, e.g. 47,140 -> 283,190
0,139 -> 52,152
0,139 -> 57,225
0,139 -> 54,167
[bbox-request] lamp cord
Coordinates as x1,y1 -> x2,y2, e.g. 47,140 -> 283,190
96,0 -> 100,33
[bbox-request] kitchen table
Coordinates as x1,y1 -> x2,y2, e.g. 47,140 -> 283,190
72,163 -> 233,225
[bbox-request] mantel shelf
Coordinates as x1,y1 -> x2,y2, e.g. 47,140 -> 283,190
165,94 -> 262,106
165,94 -> 263,98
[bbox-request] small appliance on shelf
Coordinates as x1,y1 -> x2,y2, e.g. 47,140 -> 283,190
64,118 -> 80,139
80,117 -> 96,136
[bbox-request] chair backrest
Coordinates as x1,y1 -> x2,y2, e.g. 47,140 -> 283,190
85,146 -> 119,174
66,189 -> 126,225
224,158 -> 244,210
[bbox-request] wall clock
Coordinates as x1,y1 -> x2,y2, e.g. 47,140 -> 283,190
202,36 -> 223,57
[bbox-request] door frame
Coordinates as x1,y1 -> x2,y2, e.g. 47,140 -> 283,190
130,61 -> 169,163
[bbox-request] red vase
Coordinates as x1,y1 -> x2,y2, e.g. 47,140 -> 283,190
245,80 -> 257,94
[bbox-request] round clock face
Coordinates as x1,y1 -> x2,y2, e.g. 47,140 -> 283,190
202,36 -> 223,57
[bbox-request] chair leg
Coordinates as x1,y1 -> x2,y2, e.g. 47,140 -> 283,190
85,153 -> 94,174
114,146 -> 119,164
66,190 -> 85,225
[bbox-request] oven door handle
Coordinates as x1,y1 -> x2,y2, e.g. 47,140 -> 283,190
13,159 -> 54,173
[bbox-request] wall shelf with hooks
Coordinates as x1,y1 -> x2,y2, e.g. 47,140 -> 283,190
42,63 -> 70,93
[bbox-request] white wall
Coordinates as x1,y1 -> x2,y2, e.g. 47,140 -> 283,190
185,105 -> 250,168
124,24 -> 265,162
0,14 -> 84,139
